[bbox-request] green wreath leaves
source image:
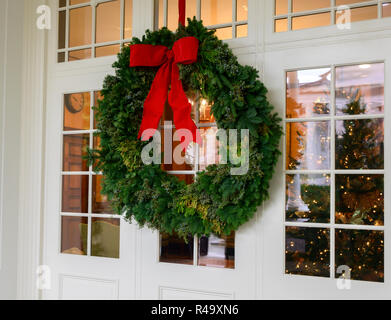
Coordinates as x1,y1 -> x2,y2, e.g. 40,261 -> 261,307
90,19 -> 282,239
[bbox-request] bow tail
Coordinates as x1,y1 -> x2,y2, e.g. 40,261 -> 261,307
168,63 -> 201,150
138,62 -> 171,140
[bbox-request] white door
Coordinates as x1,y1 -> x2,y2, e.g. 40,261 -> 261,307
42,0 -> 257,300
259,0 -> 391,299
43,0 -> 391,300
0,0 -> 23,299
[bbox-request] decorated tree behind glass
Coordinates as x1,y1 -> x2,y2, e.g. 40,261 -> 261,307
334,88 -> 384,282
335,89 -> 384,225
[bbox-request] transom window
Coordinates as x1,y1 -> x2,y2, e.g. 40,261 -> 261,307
57,0 -> 133,62
285,62 -> 385,282
275,0 -> 391,32
156,0 -> 248,39
61,90 -> 120,259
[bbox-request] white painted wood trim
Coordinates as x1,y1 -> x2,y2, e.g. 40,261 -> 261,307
17,0 -> 49,300
132,0 -> 155,38
0,0 -> 8,273
0,0 -> 24,299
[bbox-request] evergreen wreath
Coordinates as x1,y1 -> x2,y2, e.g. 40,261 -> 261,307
90,19 -> 282,239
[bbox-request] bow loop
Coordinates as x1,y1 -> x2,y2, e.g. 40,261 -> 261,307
129,36 -> 201,148
173,37 -> 199,64
129,44 -> 168,67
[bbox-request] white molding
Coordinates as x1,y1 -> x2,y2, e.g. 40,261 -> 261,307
264,0 -> 391,52
158,285 -> 234,300
132,0 -> 155,38
0,0 -> 24,299
58,274 -> 119,300
0,0 -> 8,273
17,0 -> 48,300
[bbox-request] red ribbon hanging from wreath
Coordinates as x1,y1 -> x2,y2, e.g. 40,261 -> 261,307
129,0 -> 200,149
178,0 -> 186,26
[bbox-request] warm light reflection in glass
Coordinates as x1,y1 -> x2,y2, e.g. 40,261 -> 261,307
160,233 -> 194,265
275,0 -> 288,15
63,134 -> 89,172
286,174 -> 330,223
335,119 -> 384,170
61,216 -> 88,255
285,227 -> 330,277
198,233 -> 235,269
69,6 -> 92,47
92,175 -> 114,214
91,218 -> 120,258
96,0 -> 120,43
201,0 -> 232,25
335,175 -> 384,226
336,5 -> 377,23
383,2 -> 391,17
63,92 -> 90,131
335,229 -> 384,282
275,18 -> 288,32
292,0 -> 330,13
336,63 -> 384,115
286,68 -> 331,118
292,12 -> 331,30
286,121 -> 331,170
62,175 -> 89,213
199,127 -> 220,171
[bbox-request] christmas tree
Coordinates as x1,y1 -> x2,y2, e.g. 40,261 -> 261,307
334,88 -> 384,282
335,89 -> 384,225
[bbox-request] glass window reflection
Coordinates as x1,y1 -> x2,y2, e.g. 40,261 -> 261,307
335,229 -> 384,282
287,68 -> 331,118
336,63 -> 384,115
61,216 -> 88,255
286,121 -> 331,170
91,218 -> 120,258
63,134 -> 89,172
285,227 -> 330,277
63,92 -> 91,131
335,118 -> 384,170
160,233 -> 194,265
199,127 -> 220,171
335,175 -> 384,226
286,174 -> 330,223
198,233 -> 235,269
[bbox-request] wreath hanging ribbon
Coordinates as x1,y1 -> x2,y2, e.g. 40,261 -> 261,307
129,36 -> 201,148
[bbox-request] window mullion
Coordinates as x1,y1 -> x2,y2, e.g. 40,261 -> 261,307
194,236 -> 198,266
331,0 -> 336,25
164,0 -> 168,27
92,1 -> 97,58
120,0 -> 124,47
232,0 -> 236,38
65,0 -> 70,61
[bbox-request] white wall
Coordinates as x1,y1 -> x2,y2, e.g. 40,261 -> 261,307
0,0 -> 24,299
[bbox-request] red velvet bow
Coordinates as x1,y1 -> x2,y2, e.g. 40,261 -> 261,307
129,36 -> 201,149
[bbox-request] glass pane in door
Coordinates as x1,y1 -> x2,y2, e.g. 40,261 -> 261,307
160,233 -> 194,265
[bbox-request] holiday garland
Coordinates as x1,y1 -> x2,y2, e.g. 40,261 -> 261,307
90,19 -> 282,238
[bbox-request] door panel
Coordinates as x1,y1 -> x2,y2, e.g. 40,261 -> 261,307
261,37 -> 391,299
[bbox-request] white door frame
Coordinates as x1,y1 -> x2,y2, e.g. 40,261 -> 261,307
260,6 -> 391,296
0,0 -> 24,300
16,0 -> 48,300
16,0 -> 391,299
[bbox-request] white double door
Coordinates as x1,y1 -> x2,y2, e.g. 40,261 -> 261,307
42,13 -> 391,301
